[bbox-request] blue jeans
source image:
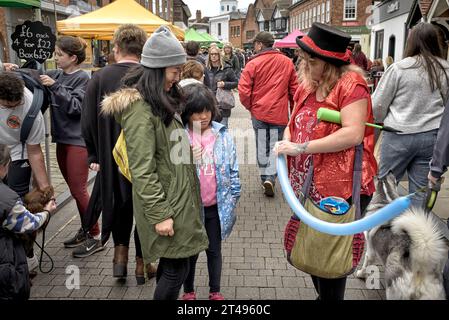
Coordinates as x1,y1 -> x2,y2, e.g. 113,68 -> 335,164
251,117 -> 286,184
378,130 -> 438,208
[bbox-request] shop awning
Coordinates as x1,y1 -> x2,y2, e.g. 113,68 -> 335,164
56,0 -> 184,40
185,28 -> 222,47
0,0 -> 40,7
274,29 -> 304,48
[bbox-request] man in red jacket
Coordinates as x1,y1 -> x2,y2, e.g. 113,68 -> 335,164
238,32 -> 298,197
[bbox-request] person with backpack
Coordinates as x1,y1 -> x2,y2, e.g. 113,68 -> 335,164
0,72 -> 49,197
0,144 -> 56,300
39,36 -> 102,252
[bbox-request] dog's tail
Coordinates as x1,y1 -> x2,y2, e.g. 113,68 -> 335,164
391,208 -> 448,274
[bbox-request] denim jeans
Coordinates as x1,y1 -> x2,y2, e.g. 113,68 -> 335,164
251,117 -> 286,184
378,130 -> 438,208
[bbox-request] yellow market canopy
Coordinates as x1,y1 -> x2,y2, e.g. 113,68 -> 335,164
56,0 -> 184,40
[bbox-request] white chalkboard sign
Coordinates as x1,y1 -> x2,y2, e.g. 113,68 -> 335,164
11,21 -> 56,64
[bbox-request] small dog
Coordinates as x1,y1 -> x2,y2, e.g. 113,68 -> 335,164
356,173 -> 449,300
20,186 -> 55,258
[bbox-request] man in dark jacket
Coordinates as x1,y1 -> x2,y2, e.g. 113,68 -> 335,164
428,101 -> 449,299
80,24 -> 156,282
238,32 -> 298,197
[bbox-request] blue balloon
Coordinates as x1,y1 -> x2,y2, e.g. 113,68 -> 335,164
276,156 -> 410,236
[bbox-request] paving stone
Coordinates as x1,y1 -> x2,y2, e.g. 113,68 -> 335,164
236,287 -> 260,300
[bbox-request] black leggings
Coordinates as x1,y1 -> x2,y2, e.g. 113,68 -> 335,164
154,257 -> 191,300
111,198 -> 142,257
311,194 -> 372,301
184,205 -> 222,293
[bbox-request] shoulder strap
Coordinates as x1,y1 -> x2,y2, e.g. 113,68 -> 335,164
301,143 -> 364,219
19,73 -> 44,159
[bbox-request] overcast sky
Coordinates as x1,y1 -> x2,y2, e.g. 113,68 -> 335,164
183,0 -> 254,18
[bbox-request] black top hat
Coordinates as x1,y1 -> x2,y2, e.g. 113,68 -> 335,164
296,23 -> 352,66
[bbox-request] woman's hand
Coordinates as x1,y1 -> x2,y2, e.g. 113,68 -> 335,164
217,81 -> 225,88
44,198 -> 57,213
428,172 -> 444,186
192,146 -> 203,162
155,218 -> 174,237
89,163 -> 100,171
39,75 -> 55,86
274,140 -> 308,156
3,63 -> 18,71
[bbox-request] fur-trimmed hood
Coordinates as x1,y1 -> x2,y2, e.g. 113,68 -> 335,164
101,87 -> 142,116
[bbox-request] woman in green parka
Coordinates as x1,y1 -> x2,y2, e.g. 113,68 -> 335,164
102,26 -> 208,300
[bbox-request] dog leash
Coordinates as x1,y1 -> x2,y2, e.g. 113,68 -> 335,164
34,213 -> 54,274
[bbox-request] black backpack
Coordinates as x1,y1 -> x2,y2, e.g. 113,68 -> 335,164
13,60 -> 51,159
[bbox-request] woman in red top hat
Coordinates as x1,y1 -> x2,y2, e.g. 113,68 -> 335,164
275,23 -> 377,300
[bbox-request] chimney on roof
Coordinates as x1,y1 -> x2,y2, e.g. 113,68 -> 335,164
196,10 -> 202,22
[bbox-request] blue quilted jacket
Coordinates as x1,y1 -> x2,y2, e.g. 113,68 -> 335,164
187,121 -> 241,240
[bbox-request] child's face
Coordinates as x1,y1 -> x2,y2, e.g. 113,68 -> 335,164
189,109 -> 212,132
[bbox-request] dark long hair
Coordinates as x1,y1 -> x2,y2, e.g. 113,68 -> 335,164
122,65 -> 184,126
404,22 -> 449,95
181,83 -> 219,126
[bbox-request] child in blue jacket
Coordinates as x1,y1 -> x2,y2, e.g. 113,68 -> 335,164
180,83 -> 241,300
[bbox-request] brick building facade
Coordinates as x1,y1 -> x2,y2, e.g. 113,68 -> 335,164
229,17 -> 245,48
242,0 -> 275,48
289,0 -> 372,52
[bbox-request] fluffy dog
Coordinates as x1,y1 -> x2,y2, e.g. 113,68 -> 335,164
356,174 -> 449,300
20,186 -> 54,258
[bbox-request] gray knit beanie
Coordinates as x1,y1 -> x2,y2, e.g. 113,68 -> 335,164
140,26 -> 186,68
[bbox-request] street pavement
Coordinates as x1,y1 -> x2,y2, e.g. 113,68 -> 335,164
30,95 -> 390,300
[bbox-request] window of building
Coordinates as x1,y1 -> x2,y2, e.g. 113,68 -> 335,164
388,35 -> 396,61
326,1 -> 330,23
247,30 -> 255,40
313,7 -> 316,23
237,26 -> 240,37
344,0 -> 357,20
218,23 -> 222,36
308,10 -> 311,28
232,6 -> 236,11
321,3 -> 325,22
221,5 -> 224,11
375,29 -> 384,59
227,5 -> 229,11
309,8 -> 313,26
317,5 -> 321,23
264,21 -> 270,31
